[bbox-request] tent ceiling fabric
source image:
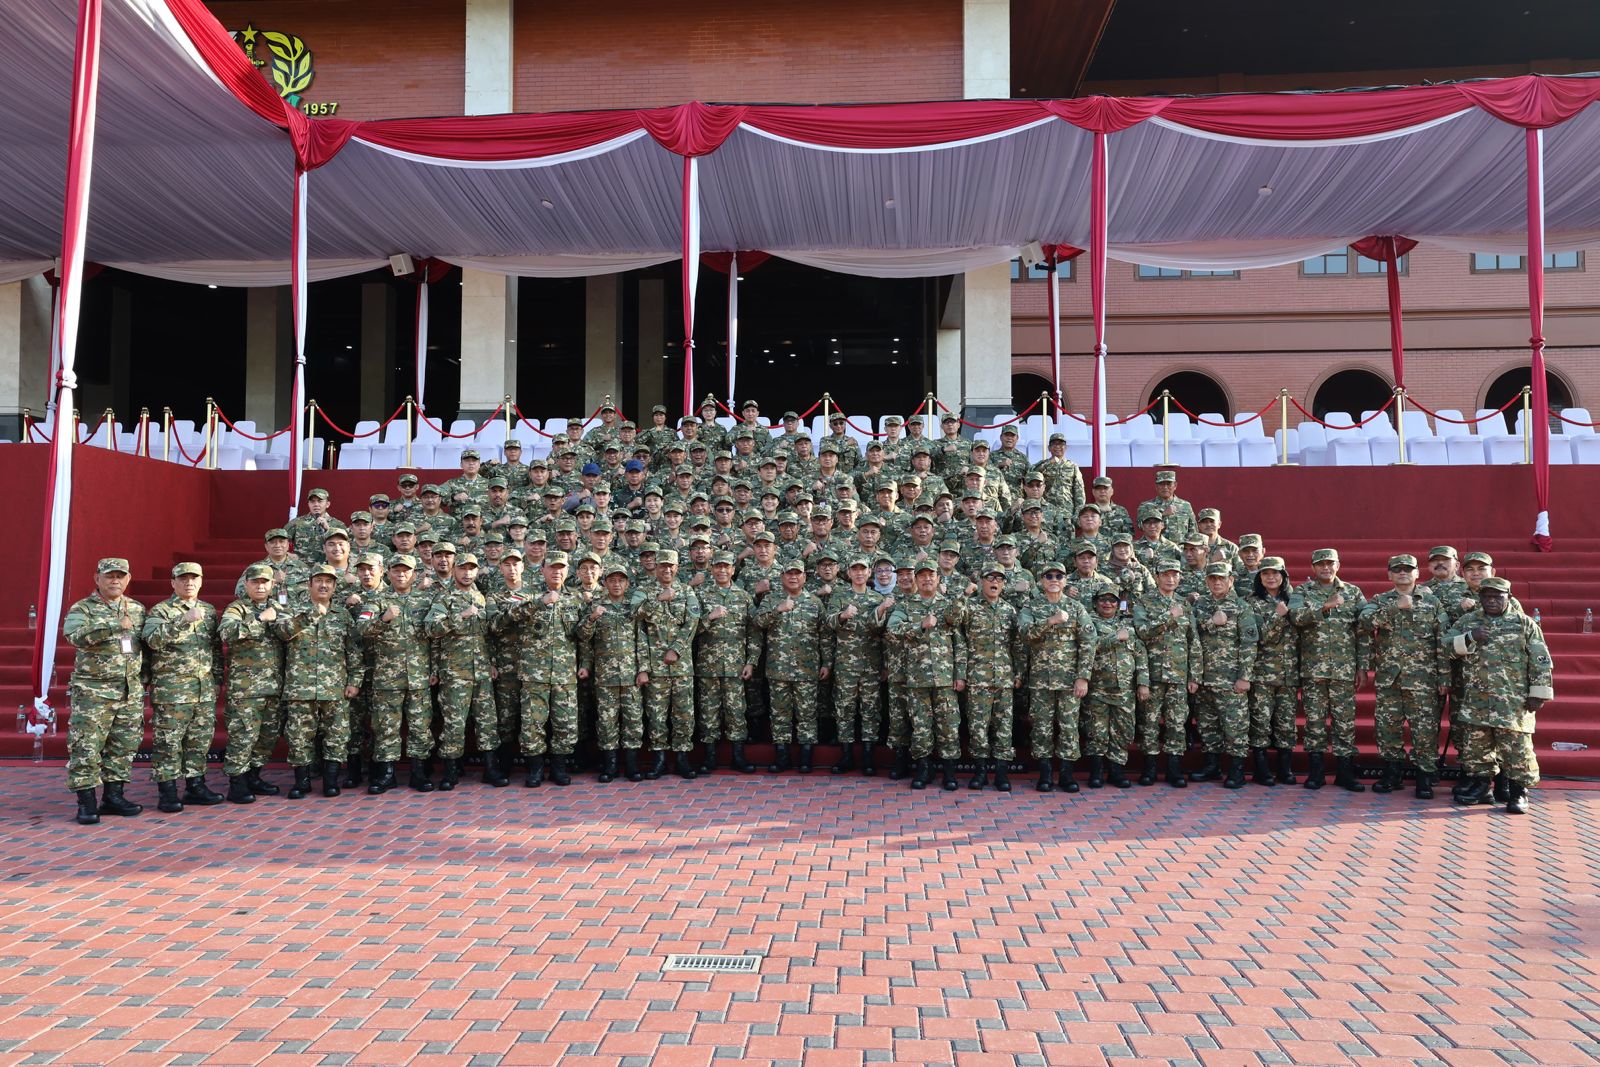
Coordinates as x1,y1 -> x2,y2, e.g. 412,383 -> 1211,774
3,0 -> 1599,283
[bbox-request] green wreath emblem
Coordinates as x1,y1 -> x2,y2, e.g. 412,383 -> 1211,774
261,31 -> 313,100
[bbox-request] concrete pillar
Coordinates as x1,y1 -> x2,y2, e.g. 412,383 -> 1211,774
637,277 -> 665,414
585,275 -> 622,413
0,276 -> 51,440
103,285 -> 133,422
243,286 -> 288,426
459,0 -> 517,420
360,282 -> 395,420
960,0 -> 1012,424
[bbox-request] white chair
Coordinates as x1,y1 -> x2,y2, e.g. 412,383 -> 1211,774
1361,410 -> 1397,438
1233,414 -> 1266,439
1321,411 -> 1356,432
304,438 -> 326,470
1202,439 -> 1240,467
1446,438 -> 1485,465
84,420 -> 115,448
1548,437 -> 1574,464
1121,413 -> 1157,441
1271,427 -> 1298,462
1164,413 -> 1194,441
353,420 -> 381,440
1128,439 -> 1164,467
1195,413 -> 1232,441
413,414 -> 443,445
251,452 -> 288,471
716,416 -> 735,431
1475,410 -> 1511,438
406,441 -> 436,468
217,445 -> 248,470
1103,441 -> 1132,468
1024,440 -> 1045,463
1168,439 -> 1204,467
1408,438 -> 1449,465
1432,410 -> 1472,440
231,420 -> 257,437
381,421 -> 411,447
115,431 -> 139,452
541,417 -> 568,439
476,420 -> 509,453
1239,437 -> 1277,466
368,444 -> 403,469
1065,441 -> 1093,468
431,443 -> 464,470
1485,438 -> 1524,465
1329,436 -> 1372,466
1574,436 -> 1600,464
1060,415 -> 1090,442
337,444 -> 371,470
448,419 -> 477,438
1295,423 -> 1327,466
1558,408 -> 1595,438
1368,437 -> 1406,465
1395,409 -> 1430,440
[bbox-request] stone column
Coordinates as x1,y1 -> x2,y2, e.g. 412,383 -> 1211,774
585,275 -> 622,413
960,0 -> 1013,425
360,282 -> 395,420
636,277 -> 665,415
0,276 -> 51,441
243,286 -> 290,427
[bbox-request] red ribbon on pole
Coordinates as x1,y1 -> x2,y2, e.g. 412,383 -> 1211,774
1525,129 -> 1552,551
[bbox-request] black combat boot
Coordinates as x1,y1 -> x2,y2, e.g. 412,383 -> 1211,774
797,745 -> 814,774
1166,754 -> 1187,788
910,757 -> 932,790
1252,749 -> 1275,786
1303,752 -> 1326,790
246,769 -> 280,795
1106,762 -> 1132,789
1371,760 -> 1402,794
184,776 -> 225,806
323,761 -> 343,797
343,759 -> 362,789
549,754 -> 572,785
768,744 -> 791,773
624,750 -> 643,782
1087,756 -> 1106,789
287,766 -> 313,799
992,761 -> 1012,792
75,789 -> 101,825
1191,754 -> 1220,783
889,748 -> 910,780
1455,777 -> 1491,805
1275,748 -> 1297,785
1138,756 -> 1158,786
968,759 -> 989,790
1334,756 -> 1366,793
156,780 -> 184,813
675,752 -> 697,780
438,758 -> 460,792
1414,770 -> 1434,800
524,755 -> 544,787
1059,762 -> 1080,793
832,742 -> 856,774
731,743 -> 755,773
369,761 -> 396,795
861,744 -> 877,776
1493,772 -> 1510,804
1505,781 -> 1529,815
699,744 -> 718,775
410,756 -> 435,792
98,782 -> 142,816
482,751 -> 509,787
1222,756 -> 1246,790
598,751 -> 618,783
1036,758 -> 1055,792
645,751 -> 667,780
1451,774 -> 1471,802
941,760 -> 958,791
227,776 -> 256,804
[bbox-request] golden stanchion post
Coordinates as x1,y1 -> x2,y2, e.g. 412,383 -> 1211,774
21,407 -> 31,443
1392,388 -> 1411,465
1521,385 -> 1532,464
162,407 -> 172,462
306,399 -> 319,471
505,394 -> 514,440
102,408 -> 115,453
138,407 -> 149,458
72,409 -> 80,445
1276,389 -> 1297,466
822,392 -> 831,425
1039,391 -> 1050,460
1161,389 -> 1172,466
404,395 -> 415,468
204,397 -> 217,469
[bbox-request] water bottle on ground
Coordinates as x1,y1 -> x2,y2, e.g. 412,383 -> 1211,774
1585,608 -> 1594,634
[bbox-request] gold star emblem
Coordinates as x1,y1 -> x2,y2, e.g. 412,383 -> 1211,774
240,23 -> 258,44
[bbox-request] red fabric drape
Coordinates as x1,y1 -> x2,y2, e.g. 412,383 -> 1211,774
1088,135 -> 1109,480
701,251 -> 771,273
1525,130 -> 1552,551
680,157 -> 699,416
1039,244 -> 1084,408
1348,236 -> 1419,389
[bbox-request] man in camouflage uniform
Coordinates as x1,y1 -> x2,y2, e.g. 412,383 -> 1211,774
826,558 -> 891,775
219,563 -> 286,803
483,547 -> 527,772
1359,554 -> 1450,799
1290,547 -> 1368,792
499,551 -> 583,786
888,559 -> 968,790
1031,432 -> 1086,517
1447,577 -> 1554,814
354,554 -> 435,794
65,558 -> 149,824
1133,506 -> 1180,573
141,562 -> 224,813
424,554 -> 501,790
1089,476 -> 1133,541
758,560 -> 832,773
1190,563 -> 1259,789
694,553 -> 761,774
285,487 -> 335,559
963,563 -> 1022,791
932,412 -> 971,476
1139,470 -> 1196,545
1020,561 -> 1097,793
272,565 -> 362,799
637,549 -> 701,779
1082,589 -> 1148,789
579,560 -> 644,782
235,527 -> 306,599
1133,558 -> 1196,787
442,448 -> 491,508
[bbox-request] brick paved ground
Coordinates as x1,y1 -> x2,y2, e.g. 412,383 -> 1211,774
1,767 -> 1598,1067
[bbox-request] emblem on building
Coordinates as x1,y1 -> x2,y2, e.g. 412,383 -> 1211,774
231,24 -> 339,115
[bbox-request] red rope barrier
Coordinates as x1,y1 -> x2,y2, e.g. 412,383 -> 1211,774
171,430 -> 208,467
24,420 -> 50,444
512,404 -> 556,438
1557,410 -> 1599,428
1406,392 -> 1522,424
417,403 -> 505,438
1287,393 -> 1396,429
1168,394 -> 1276,427
212,405 -> 292,441
315,402 -> 407,441
1109,395 -> 1165,425
931,395 -> 1042,429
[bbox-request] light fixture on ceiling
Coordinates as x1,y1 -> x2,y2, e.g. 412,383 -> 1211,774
1257,185 -> 1272,197
883,198 -> 896,209
539,198 -> 555,209
206,284 -> 218,290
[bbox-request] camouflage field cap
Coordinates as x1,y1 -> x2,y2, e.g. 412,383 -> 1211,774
356,552 -> 385,568
1463,551 -> 1494,565
1155,557 -> 1182,573
243,563 -> 275,580
397,473 -> 419,485
1258,556 -> 1287,572
1312,548 -> 1340,563
603,560 -> 629,578
1078,502 -> 1101,515
461,449 -> 480,460
1197,508 -> 1220,522
1388,554 -> 1419,570
1238,533 -> 1263,549
455,553 -> 479,568
1428,545 -> 1458,560
1111,533 -> 1134,546
656,550 -> 680,565
307,564 -> 339,579
433,541 -> 457,555
1204,562 -> 1232,577
308,487 -> 330,500
265,527 -> 290,540
912,558 -> 938,573
1092,476 -> 1113,488
1183,535 -> 1208,548
369,494 -> 391,505
171,562 -> 203,578
1072,539 -> 1098,556
1138,505 -> 1164,522
350,511 -> 372,523
1154,470 -> 1177,483
322,525 -> 350,541
981,563 -> 1007,577
712,553 -> 737,567
1480,577 -> 1512,593
388,554 -> 418,569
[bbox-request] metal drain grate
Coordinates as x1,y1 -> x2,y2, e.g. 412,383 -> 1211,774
662,953 -> 761,973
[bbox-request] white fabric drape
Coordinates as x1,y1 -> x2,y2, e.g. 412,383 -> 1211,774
101,259 -> 387,285
414,278 -> 430,409
0,262 -> 52,284
445,253 -> 676,277
726,252 -> 739,408
288,169 -> 307,521
777,247 -> 1022,277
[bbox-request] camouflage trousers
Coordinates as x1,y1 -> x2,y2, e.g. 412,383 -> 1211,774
1375,686 -> 1442,773
1302,679 -> 1358,758
492,673 -> 521,755
1194,686 -> 1249,759
437,671 -> 498,759
1249,684 -> 1298,751
906,686 -> 961,760
151,701 -> 214,783
1029,689 -> 1081,761
769,680 -> 820,745
223,695 -> 281,777
964,686 -> 1014,761
644,676 -> 696,752
885,679 -> 911,748
830,674 -> 881,744
284,699 -> 350,768
596,684 -> 645,750
1137,682 -> 1188,756
521,679 -> 577,756
345,690 -> 371,765
65,692 -> 144,792
368,689 -> 429,763
1460,724 -> 1538,785
1082,696 -> 1136,764
695,677 -> 748,744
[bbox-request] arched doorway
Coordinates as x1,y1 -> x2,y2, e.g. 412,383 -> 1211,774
1148,371 -> 1228,423
1013,373 -> 1059,413
1312,369 -> 1391,422
1484,367 -> 1573,433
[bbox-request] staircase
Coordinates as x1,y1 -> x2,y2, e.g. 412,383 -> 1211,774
4,533 -> 1598,779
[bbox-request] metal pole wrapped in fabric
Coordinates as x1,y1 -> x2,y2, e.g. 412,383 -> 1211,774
1088,132 -> 1109,478
287,168 -> 308,519
726,251 -> 738,408
1524,129 -> 1552,551
680,156 -> 700,417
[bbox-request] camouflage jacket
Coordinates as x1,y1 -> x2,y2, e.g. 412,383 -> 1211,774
1137,496 -> 1197,544
1446,609 -> 1554,732
825,587 -> 890,678
636,583 -> 701,677
65,594 -> 147,701
578,592 -> 643,686
1191,593 -> 1258,689
218,597 -> 285,698
272,604 -> 361,701
1359,588 -> 1450,692
1289,578 -> 1368,682
756,589 -> 832,681
1133,591 -> 1195,688
1031,456 -> 1086,515
962,596 -> 1022,690
354,588 -> 433,691
1246,595 -> 1298,689
1087,613 -> 1149,701
493,586 -> 582,684
142,596 -> 222,706
234,556 -> 308,599
887,591 -> 968,688
425,585 -> 494,680
1018,594 -> 1096,689
694,584 -> 762,677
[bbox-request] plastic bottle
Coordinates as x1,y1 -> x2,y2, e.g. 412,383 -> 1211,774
14,706 -> 23,733
1533,607 -> 1542,625
1585,608 -> 1594,634
26,605 -> 35,631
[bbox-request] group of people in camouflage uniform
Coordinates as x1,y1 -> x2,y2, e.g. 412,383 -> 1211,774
63,397 -> 1555,825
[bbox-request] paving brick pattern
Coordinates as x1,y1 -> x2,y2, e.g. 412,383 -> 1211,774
2,768 -> 1598,1067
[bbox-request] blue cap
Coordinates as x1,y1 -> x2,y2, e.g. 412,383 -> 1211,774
624,459 -> 645,472
581,462 -> 602,476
